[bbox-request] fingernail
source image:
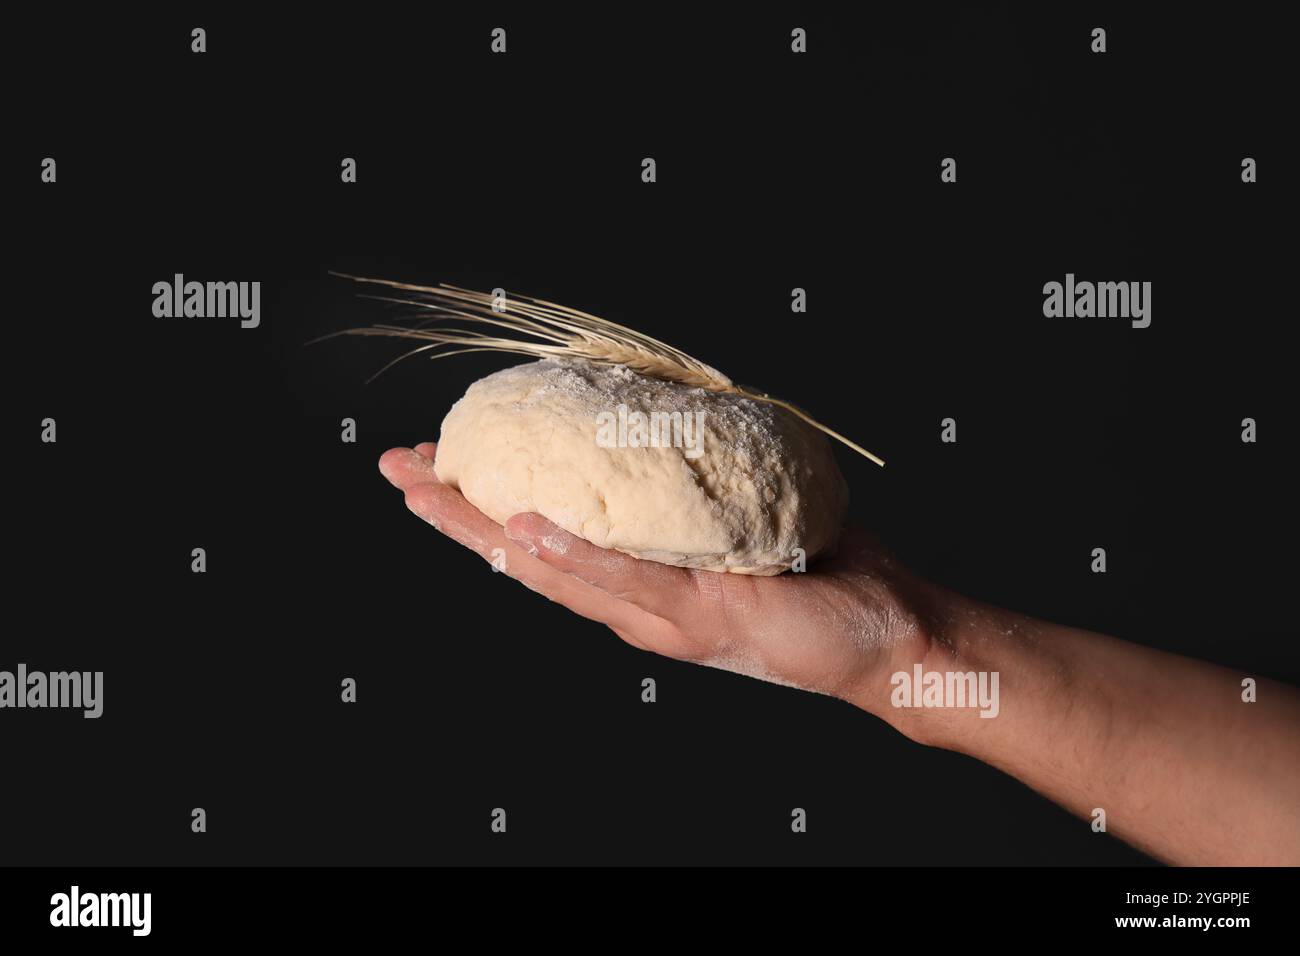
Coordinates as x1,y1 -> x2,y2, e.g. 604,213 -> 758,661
406,449 -> 437,474
379,448 -> 419,484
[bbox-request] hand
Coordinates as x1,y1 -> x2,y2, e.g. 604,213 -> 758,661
378,443 -> 937,709
378,444 -> 1300,865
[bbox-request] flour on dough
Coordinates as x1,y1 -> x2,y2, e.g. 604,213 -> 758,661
434,359 -> 848,574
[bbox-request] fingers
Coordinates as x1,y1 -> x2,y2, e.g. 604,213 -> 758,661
378,445 -> 440,492
503,512 -> 699,624
379,445 -> 500,555
377,445 -> 658,639
400,478 -> 501,557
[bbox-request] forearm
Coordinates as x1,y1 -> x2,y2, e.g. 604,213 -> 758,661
857,586 -> 1300,865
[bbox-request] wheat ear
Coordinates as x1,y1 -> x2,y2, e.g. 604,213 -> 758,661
316,273 -> 885,467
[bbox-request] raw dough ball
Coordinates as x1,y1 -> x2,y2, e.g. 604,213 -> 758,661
433,359 -> 848,574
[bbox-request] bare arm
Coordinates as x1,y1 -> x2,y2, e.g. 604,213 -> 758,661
380,443 -> 1300,865
859,588 -> 1300,865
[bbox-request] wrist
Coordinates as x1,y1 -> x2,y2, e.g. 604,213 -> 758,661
847,584 -> 1021,752
875,634 -> 979,749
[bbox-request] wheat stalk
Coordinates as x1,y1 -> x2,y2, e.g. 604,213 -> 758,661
317,273 -> 885,467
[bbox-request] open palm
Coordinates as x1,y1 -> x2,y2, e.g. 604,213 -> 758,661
380,444 -> 935,704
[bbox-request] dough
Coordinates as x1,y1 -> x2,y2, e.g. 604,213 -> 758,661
433,359 -> 848,574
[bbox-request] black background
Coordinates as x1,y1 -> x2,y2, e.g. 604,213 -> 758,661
7,5 -> 1293,868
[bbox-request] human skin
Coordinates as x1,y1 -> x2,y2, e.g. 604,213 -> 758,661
379,443 -> 1300,865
